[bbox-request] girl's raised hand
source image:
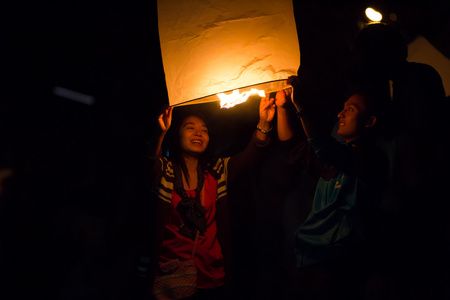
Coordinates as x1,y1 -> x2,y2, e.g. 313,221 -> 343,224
158,106 -> 173,133
259,94 -> 276,125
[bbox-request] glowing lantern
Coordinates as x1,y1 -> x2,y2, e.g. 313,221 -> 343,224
157,0 -> 300,107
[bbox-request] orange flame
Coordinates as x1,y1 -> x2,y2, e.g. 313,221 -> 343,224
217,88 -> 266,109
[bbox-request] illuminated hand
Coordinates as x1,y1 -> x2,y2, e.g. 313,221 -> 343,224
259,95 -> 276,125
158,106 -> 173,133
275,88 -> 293,109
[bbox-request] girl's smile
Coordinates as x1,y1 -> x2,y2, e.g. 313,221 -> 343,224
179,116 -> 209,156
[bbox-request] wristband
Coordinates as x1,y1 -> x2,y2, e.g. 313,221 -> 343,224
256,124 -> 273,134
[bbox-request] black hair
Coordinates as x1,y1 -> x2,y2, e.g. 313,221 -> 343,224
163,109 -> 213,186
353,23 -> 408,65
347,84 -> 393,137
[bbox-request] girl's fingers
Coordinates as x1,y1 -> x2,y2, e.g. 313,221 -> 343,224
262,96 -> 274,106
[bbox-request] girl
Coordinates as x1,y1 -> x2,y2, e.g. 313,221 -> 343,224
149,96 -> 275,299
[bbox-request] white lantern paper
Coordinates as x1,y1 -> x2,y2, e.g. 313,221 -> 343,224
157,0 -> 300,106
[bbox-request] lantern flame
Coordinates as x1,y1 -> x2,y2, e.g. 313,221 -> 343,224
218,88 -> 266,109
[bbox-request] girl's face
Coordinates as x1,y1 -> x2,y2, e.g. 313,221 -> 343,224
179,116 -> 209,156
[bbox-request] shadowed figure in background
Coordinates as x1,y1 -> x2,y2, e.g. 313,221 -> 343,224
350,23 -> 449,299
274,79 -> 389,300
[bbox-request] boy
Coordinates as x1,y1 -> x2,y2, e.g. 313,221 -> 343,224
272,79 -> 388,299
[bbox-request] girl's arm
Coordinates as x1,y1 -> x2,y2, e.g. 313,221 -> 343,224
149,106 -> 173,159
255,95 -> 276,141
227,96 -> 274,184
146,106 -> 173,189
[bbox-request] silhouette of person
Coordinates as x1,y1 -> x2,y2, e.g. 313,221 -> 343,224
351,23 -> 449,298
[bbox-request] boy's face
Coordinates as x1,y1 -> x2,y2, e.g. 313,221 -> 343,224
337,94 -> 376,143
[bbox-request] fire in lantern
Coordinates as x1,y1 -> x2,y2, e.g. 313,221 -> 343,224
157,0 -> 300,108
217,88 -> 266,109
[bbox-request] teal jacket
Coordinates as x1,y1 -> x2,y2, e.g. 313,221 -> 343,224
288,134 -> 387,267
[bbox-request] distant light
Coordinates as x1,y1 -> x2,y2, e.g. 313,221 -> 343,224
365,7 -> 382,22
52,86 -> 95,105
390,13 -> 398,22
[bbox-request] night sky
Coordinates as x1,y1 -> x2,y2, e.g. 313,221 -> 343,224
2,0 -> 449,154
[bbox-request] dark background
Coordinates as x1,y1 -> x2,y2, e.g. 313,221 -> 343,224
1,0 -> 449,299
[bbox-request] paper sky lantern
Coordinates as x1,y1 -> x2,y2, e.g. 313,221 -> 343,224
157,0 -> 300,107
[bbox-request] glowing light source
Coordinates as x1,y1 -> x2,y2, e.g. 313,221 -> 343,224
365,7 -> 382,22
157,0 -> 300,107
218,88 -> 266,109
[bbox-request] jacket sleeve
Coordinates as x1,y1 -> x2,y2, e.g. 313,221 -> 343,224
281,135 -> 339,180
226,130 -> 270,185
308,135 -> 356,175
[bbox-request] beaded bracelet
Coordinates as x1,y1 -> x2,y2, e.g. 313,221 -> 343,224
256,124 -> 273,134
